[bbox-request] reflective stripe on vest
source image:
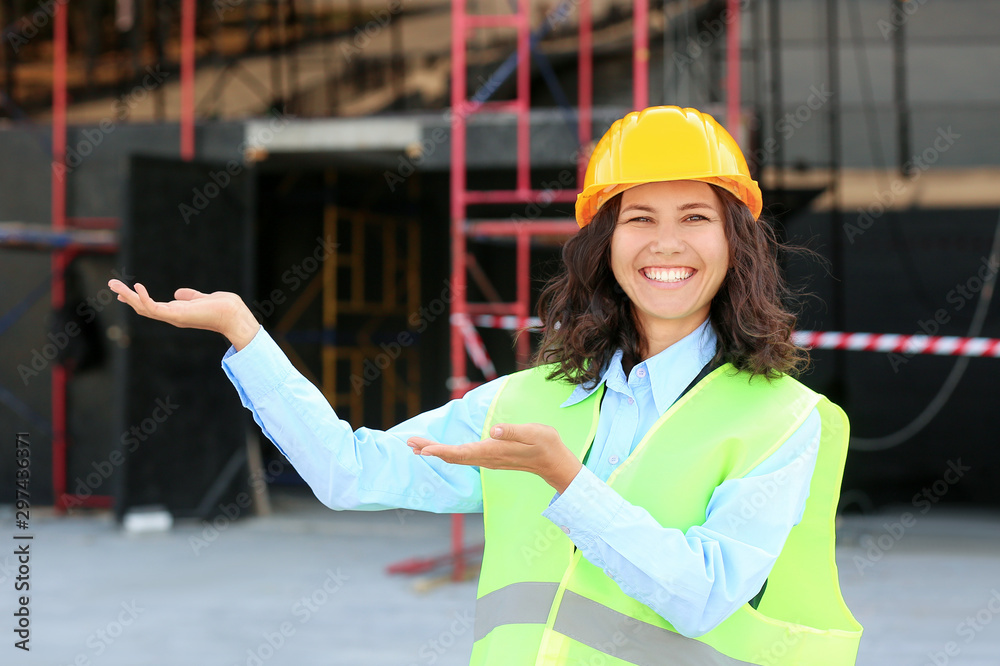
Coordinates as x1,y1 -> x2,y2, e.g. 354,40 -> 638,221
475,582 -> 756,665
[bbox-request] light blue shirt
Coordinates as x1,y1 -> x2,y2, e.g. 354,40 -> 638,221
221,319 -> 820,637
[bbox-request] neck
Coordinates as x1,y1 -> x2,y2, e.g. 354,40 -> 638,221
639,316 -> 709,361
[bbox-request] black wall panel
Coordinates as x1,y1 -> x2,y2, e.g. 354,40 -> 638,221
115,155 -> 255,519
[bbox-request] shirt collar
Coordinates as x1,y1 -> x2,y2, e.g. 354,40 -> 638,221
560,318 -> 719,412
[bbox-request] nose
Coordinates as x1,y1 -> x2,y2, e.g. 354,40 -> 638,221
649,219 -> 685,255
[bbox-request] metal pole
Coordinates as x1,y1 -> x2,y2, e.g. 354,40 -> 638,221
633,0 -> 649,109
768,0 -> 784,191
578,0 -> 592,186
449,0 -> 469,582
51,0 -> 68,512
893,0 -> 911,175
181,0 -> 196,159
516,0 -> 531,193
827,0 -> 845,399
725,0 -> 741,136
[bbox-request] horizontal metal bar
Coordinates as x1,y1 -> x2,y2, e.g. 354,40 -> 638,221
466,302 -> 520,315
466,220 -> 579,236
462,189 -> 578,205
465,14 -> 523,28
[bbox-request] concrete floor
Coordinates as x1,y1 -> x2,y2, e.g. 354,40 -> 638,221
3,490 -> 999,666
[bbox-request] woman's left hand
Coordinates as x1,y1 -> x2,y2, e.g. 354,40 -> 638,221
407,423 -> 583,494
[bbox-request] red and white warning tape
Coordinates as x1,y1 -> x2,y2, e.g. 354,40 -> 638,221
470,314 -> 543,330
791,330 -> 1000,358
457,316 -> 1000,359
451,313 -> 498,379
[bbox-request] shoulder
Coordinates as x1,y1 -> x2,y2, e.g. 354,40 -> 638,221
694,364 -> 824,416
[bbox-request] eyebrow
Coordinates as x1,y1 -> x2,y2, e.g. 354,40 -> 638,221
677,202 -> 719,211
619,201 -> 718,215
619,203 -> 658,215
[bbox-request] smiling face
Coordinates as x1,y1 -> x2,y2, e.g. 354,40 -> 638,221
610,180 -> 730,357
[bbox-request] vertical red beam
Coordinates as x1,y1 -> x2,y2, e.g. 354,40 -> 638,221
449,0 -> 469,582
50,0 -> 68,512
450,0 -> 468,400
180,0 -> 196,159
515,230 -> 530,365
726,0 -> 742,136
516,0 -> 531,193
577,0 -> 592,186
633,0 -> 649,110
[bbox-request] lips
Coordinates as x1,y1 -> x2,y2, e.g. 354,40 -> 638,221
641,267 -> 695,283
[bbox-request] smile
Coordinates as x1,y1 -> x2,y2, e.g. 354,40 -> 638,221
641,267 -> 695,283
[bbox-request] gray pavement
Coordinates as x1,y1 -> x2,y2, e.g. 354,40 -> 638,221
3,490 -> 999,665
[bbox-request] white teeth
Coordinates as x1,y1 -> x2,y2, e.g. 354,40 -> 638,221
643,267 -> 694,283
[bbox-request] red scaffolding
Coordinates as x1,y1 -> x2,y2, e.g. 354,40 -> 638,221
439,0 -> 745,581
44,0 -> 197,511
442,0 -> 656,580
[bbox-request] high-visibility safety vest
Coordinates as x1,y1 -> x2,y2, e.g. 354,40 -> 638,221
471,362 -> 863,666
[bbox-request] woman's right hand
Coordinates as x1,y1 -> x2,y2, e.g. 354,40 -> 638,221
108,280 -> 261,351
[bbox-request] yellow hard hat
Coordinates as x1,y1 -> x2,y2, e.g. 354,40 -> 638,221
575,106 -> 763,227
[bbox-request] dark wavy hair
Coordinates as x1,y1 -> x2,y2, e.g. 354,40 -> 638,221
532,184 -> 810,388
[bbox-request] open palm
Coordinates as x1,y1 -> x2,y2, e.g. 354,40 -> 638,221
108,279 -> 260,349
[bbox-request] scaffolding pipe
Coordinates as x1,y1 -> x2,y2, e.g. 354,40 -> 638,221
726,0 -> 741,135
448,0 -> 469,582
516,0 -> 531,193
633,0 -> 649,109
578,0 -> 592,184
51,0 -> 68,512
181,0 -> 196,159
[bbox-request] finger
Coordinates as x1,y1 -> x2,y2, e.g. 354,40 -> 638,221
134,282 -> 171,320
109,280 -> 143,309
174,287 -> 206,301
134,282 -> 153,303
417,444 -> 471,464
406,436 -> 436,453
490,422 -> 554,443
108,279 -> 135,301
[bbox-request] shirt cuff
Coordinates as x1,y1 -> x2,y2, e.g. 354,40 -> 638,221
220,326 -> 294,403
541,465 -> 625,549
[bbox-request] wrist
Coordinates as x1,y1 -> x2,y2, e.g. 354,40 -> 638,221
546,454 -> 583,495
224,297 -> 261,351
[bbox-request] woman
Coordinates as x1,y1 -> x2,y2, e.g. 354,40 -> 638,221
110,106 -> 862,665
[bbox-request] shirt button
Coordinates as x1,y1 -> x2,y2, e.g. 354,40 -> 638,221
609,455 -> 619,465
627,397 -> 634,405
636,368 -> 646,378
560,526 -> 571,535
